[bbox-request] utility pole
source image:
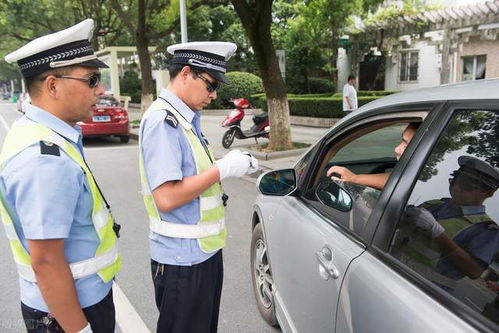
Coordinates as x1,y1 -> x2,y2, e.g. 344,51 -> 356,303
180,0 -> 188,43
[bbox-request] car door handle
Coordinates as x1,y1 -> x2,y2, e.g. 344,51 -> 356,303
316,246 -> 340,280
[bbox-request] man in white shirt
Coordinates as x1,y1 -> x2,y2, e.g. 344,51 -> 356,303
343,75 -> 358,111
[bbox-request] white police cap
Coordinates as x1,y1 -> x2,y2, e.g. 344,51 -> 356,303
167,41 -> 237,84
457,155 -> 499,190
5,19 -> 107,78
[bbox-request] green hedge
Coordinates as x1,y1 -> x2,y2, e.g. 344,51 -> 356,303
120,71 -> 142,103
357,90 -> 399,96
308,77 -> 334,94
250,90 -> 399,118
252,95 -> 382,118
209,71 -> 263,109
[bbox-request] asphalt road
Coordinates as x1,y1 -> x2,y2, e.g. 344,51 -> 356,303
0,101 -> 279,333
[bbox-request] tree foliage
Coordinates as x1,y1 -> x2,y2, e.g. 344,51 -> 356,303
0,0 -> 126,84
210,71 -> 263,108
420,111 -> 498,182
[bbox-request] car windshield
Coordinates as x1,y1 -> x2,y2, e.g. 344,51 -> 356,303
96,96 -> 119,107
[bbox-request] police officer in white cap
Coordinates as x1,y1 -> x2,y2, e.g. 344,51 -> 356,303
1,19 -> 121,332
139,41 -> 258,332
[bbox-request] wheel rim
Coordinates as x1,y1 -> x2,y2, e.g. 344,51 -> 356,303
223,129 -> 235,148
254,238 -> 274,309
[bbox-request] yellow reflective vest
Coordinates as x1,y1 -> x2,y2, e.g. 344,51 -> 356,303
0,122 -> 121,283
139,99 -> 227,253
399,199 -> 493,289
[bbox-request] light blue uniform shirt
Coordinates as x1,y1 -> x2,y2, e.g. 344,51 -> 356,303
141,89 -> 217,266
0,104 -> 112,312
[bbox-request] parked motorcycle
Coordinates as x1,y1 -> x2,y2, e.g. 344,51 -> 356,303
221,98 -> 269,148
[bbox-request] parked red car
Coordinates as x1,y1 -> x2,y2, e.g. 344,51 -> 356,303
79,95 -> 130,143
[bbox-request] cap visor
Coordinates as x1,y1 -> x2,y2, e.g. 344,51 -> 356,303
80,58 -> 109,69
205,69 -> 229,84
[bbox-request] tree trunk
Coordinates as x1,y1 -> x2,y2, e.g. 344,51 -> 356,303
351,35 -> 361,90
110,0 -> 154,113
232,0 -> 292,151
136,0 -> 154,113
440,25 -> 452,85
136,37 -> 154,114
330,33 -> 338,92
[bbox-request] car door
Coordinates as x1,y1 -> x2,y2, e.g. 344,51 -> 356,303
264,111 -> 428,332
336,102 -> 499,332
264,192 -> 365,332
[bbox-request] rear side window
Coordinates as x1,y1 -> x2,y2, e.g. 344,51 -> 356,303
96,97 -> 119,106
389,110 -> 499,326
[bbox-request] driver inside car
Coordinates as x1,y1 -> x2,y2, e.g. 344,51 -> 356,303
327,122 -> 420,190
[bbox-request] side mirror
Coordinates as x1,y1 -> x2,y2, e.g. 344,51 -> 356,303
257,169 -> 296,196
315,179 -> 353,212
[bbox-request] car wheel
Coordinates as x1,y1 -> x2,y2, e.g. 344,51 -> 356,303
250,223 -> 278,327
222,128 -> 235,149
119,135 -> 130,143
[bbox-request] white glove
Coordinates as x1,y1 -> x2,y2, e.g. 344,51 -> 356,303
246,153 -> 259,174
78,323 -> 93,333
405,206 -> 444,238
215,150 -> 258,180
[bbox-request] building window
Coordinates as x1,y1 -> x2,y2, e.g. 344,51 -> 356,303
462,55 -> 486,81
399,51 -> 418,82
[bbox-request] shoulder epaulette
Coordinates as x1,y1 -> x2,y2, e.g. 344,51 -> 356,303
164,110 -> 178,128
201,132 -> 209,145
39,141 -> 60,156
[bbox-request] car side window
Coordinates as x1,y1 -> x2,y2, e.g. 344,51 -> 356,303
389,110 -> 499,325
295,144 -> 319,187
304,120 -> 421,237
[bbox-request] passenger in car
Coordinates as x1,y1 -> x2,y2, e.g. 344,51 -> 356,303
327,122 -> 420,190
400,156 -> 499,291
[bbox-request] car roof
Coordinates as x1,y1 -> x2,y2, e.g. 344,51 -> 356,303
360,78 -> 499,113
334,79 -> 499,128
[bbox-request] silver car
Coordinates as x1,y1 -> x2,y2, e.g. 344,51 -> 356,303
251,79 -> 499,332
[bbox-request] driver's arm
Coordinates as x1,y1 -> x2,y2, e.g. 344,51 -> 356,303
327,165 -> 390,190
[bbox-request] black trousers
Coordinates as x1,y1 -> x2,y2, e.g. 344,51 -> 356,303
21,289 -> 115,333
151,250 -> 224,333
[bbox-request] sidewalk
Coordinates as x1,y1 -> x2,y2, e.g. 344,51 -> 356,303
128,107 -> 330,173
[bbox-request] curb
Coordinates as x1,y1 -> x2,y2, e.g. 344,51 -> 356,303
290,116 -> 339,128
245,147 -> 307,160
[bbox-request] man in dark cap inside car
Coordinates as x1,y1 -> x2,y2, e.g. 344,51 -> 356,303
1,19 -> 121,332
400,156 -> 499,292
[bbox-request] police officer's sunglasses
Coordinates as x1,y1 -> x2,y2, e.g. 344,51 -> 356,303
196,73 -> 219,93
42,73 -> 102,88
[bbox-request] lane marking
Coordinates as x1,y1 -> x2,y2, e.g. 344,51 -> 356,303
113,282 -> 151,333
0,113 -> 11,131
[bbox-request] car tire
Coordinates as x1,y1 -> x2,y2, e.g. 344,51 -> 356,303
250,223 -> 278,327
119,135 -> 130,143
222,128 -> 235,149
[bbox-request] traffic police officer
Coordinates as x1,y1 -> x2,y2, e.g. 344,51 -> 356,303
1,19 -> 121,332
139,41 -> 258,332
403,156 -> 499,291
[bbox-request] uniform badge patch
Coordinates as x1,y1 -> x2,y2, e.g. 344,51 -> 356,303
40,141 -> 60,156
164,111 -> 178,128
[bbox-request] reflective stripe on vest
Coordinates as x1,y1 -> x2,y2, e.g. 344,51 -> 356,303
139,99 -> 226,253
0,122 -> 121,282
402,200 -> 493,288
